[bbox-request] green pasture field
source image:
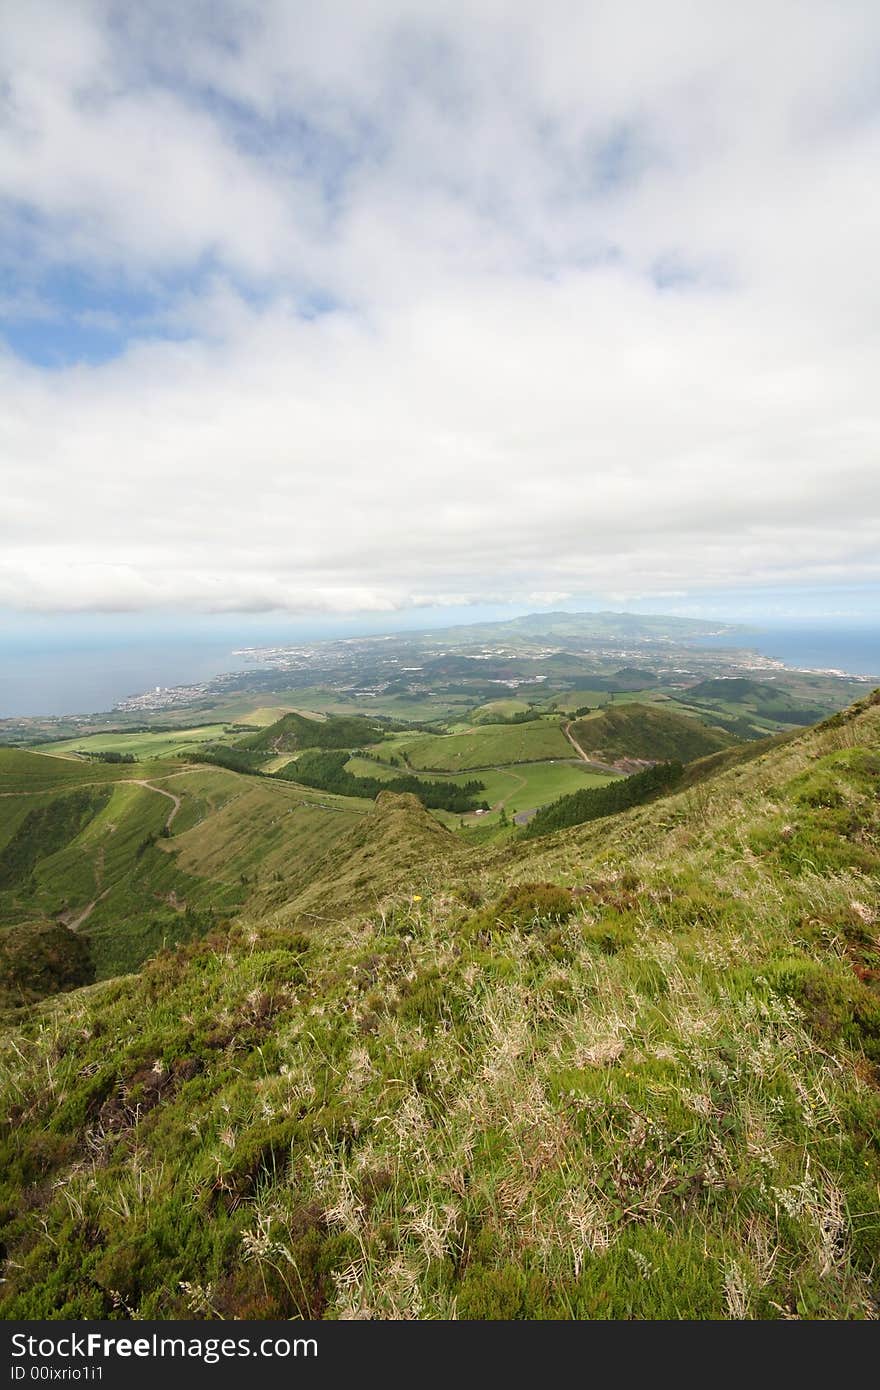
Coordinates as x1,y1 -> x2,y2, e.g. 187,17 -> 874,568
469,698 -> 534,721
365,717 -> 572,772
546,689 -> 614,711
0,747 -> 186,793
346,754 -> 618,823
442,762 -> 619,827
32,724 -> 235,761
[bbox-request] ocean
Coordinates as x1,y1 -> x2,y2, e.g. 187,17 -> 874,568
700,625 -> 880,679
0,641 -> 242,719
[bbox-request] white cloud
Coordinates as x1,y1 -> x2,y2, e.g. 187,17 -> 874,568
0,0 -> 879,614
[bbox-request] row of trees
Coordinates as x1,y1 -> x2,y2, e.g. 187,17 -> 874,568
77,749 -> 138,764
523,761 -> 684,837
275,749 -> 489,813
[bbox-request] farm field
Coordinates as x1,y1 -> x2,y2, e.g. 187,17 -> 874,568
365,717 -> 572,771
468,698 -> 534,721
346,754 -> 618,825
31,724 -> 235,761
0,747 -> 182,792
546,689 -> 616,712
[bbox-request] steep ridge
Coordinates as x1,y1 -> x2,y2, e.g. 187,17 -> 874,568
266,790 -> 463,925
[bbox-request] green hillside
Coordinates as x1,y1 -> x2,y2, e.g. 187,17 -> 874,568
678,677 -> 833,731
523,760 -> 685,837
569,702 -> 736,763
686,677 -> 782,702
0,694 -> 878,1318
0,750 -> 364,1000
469,699 -> 535,724
31,725 -> 234,761
241,712 -> 382,754
0,747 -> 157,792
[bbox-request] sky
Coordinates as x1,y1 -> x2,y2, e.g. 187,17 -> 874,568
1,0 -> 879,630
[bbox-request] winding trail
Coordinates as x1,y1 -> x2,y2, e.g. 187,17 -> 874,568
561,721 -> 622,775
3,776 -> 186,932
1,777 -> 184,830
131,779 -> 182,830
64,888 -> 110,932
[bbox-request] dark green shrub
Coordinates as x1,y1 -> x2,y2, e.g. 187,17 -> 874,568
468,882 -> 575,936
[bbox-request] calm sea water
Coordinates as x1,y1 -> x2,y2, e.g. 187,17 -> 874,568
0,642 -> 242,718
700,626 -> 880,678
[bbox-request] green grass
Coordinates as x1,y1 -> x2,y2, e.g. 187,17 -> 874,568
0,694 -> 878,1319
469,699 -> 534,723
366,718 -> 572,772
0,748 -> 177,792
570,702 -> 736,762
37,725 -> 234,761
0,761 -> 366,988
240,712 -> 383,754
348,755 -> 619,828
547,689 -> 614,713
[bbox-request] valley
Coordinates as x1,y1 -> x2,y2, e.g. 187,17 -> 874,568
0,612 -> 878,1320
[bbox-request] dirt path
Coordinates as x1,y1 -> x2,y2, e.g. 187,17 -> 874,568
0,767 -> 204,800
492,767 -> 526,811
61,888 -> 110,932
129,779 -> 182,830
561,722 -> 621,774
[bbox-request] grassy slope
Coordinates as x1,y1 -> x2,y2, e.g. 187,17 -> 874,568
0,757 -> 364,990
0,698 -> 878,1319
0,748 -> 160,792
263,790 -> 463,925
469,699 -> 534,722
570,702 -> 736,762
169,775 -> 369,884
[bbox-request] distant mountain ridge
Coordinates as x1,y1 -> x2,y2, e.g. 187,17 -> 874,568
399,609 -> 747,649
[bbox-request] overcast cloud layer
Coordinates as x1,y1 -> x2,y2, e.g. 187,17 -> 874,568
1,1 -> 879,616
